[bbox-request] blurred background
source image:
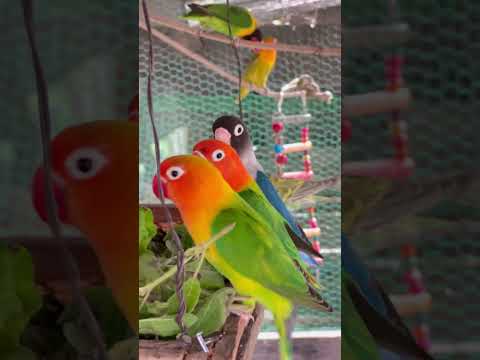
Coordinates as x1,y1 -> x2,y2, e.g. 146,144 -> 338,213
138,0 -> 341,353
343,1 -> 479,359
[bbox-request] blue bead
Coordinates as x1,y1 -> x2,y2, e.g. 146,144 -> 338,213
274,144 -> 284,154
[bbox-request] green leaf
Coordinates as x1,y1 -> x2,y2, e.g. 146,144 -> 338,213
139,207 -> 157,254
188,288 -> 235,336
0,244 -> 42,354
140,301 -> 169,318
139,314 -> 197,337
139,252 -> 162,286
166,278 -> 201,315
164,225 -> 194,252
4,346 -> 37,360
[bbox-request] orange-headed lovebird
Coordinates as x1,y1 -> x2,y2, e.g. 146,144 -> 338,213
238,36 -> 277,102
192,139 -> 323,276
159,155 -> 331,360
32,120 -> 138,333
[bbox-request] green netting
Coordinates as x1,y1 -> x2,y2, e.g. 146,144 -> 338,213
139,8 -> 341,331
344,1 -> 479,357
0,1 -> 137,236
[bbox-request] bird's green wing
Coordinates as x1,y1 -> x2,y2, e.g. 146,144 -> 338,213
342,271 -> 381,360
182,4 -> 253,36
211,204 -> 330,311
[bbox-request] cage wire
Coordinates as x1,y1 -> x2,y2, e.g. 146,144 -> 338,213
139,1 -> 341,331
344,1 -> 480,358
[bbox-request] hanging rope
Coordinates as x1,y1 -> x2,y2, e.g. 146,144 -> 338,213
141,0 -> 188,337
21,0 -> 107,358
225,0 -> 244,121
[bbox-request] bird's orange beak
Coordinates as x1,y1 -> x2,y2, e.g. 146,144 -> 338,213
32,166 -> 69,224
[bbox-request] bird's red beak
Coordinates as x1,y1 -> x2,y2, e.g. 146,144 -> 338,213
214,127 -> 231,145
152,174 -> 169,199
32,166 -> 69,224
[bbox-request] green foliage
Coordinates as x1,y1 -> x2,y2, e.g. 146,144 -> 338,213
0,244 -> 42,357
139,208 -> 236,339
139,207 -> 157,254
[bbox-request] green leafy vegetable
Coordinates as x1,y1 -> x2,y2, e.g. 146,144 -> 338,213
139,314 -> 198,337
139,207 -> 157,254
166,278 -> 201,315
188,288 -> 235,336
0,244 -> 42,356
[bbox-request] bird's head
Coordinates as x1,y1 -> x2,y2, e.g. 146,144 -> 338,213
193,139 -> 251,191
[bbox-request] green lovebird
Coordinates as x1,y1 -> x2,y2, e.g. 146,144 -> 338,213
192,139 -> 324,273
159,155 -> 332,360
181,3 -> 261,40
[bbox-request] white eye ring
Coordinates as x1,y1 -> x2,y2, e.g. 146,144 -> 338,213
234,124 -> 244,136
166,166 -> 185,181
64,147 -> 108,180
212,149 -> 225,162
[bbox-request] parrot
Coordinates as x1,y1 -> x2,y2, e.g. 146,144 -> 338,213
192,139 -> 323,273
159,155 -> 332,360
342,234 -> 435,360
31,120 -> 138,334
212,115 -> 321,263
181,3 -> 261,41
238,36 -> 277,102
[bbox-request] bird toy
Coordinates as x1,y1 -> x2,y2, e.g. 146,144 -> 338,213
272,76 -> 333,264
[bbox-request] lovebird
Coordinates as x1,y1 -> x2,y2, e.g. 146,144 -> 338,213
238,36 -> 277,102
32,120 -> 138,334
212,115 -> 321,262
343,234 -> 435,360
181,3 -> 262,41
192,139 -> 323,278
159,155 -> 332,360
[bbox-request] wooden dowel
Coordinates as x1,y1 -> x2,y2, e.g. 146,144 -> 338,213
343,23 -> 412,49
283,141 -> 312,154
303,227 -> 321,238
281,170 -> 314,181
147,14 -> 341,56
390,293 -> 432,317
342,158 -> 414,178
343,88 -> 411,117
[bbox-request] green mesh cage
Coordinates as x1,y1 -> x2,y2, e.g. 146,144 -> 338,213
344,1 -> 479,358
139,4 -> 341,331
0,1 -> 137,236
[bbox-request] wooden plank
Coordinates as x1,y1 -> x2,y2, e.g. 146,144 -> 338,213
390,293 -> 432,317
343,88 -> 411,118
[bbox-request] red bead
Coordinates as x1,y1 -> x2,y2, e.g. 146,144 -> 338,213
312,240 -> 321,254
276,153 -> 288,165
308,218 -> 318,228
301,127 -> 309,141
272,122 -> 284,133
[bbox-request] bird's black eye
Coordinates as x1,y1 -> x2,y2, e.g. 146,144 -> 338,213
212,149 -> 225,162
65,147 -> 108,180
76,158 -> 93,173
234,124 -> 244,136
166,166 -> 185,180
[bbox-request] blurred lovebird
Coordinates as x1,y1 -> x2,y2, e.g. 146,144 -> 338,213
32,120 -> 138,334
159,155 -> 332,360
192,139 -> 323,282
342,234 -> 435,360
238,36 -> 277,102
212,115 -> 321,262
181,3 -> 262,41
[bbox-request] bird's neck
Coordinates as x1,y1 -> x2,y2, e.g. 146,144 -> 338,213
240,148 -> 263,178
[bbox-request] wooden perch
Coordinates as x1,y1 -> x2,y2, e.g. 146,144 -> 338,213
343,88 -> 411,117
390,293 -> 432,317
342,158 -> 415,178
303,227 -> 321,238
343,23 -> 412,49
283,141 -> 313,154
147,14 -> 341,56
139,21 -> 335,102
